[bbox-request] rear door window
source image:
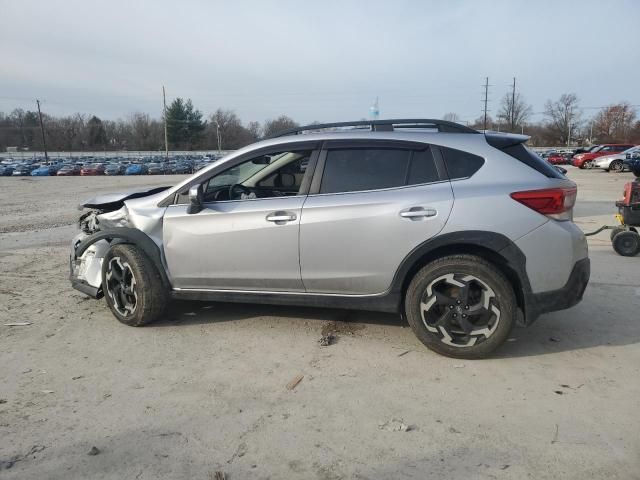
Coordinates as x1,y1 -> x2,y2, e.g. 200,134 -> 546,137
320,148 -> 409,194
319,146 -> 440,194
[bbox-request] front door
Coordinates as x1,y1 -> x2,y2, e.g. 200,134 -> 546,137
163,148 -> 316,291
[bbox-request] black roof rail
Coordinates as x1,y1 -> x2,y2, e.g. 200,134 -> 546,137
269,119 -> 479,138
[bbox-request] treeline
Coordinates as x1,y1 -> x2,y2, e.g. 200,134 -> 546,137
448,93 -> 640,146
1,93 -> 639,152
0,98 -> 299,152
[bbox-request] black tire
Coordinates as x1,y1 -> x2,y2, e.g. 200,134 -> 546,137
612,231 -> 640,257
404,254 -> 516,359
102,244 -> 168,326
610,227 -> 625,241
609,160 -> 624,172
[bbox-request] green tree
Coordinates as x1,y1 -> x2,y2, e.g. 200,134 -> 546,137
87,115 -> 107,148
166,97 -> 206,149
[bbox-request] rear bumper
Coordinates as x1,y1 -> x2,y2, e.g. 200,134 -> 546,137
524,257 -> 590,323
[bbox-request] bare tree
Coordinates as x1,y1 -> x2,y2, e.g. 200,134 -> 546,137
591,102 -> 637,143
262,115 -> 298,138
544,93 -> 582,146
497,92 -> 532,133
443,112 -> 461,122
208,109 -> 257,150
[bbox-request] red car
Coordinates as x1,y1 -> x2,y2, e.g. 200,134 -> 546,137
572,144 -> 635,169
547,153 -> 566,165
80,163 -> 105,176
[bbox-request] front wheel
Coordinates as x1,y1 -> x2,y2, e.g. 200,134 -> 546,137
404,255 -> 516,359
102,244 -> 168,326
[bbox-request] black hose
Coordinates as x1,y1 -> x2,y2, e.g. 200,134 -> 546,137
583,225 -> 614,236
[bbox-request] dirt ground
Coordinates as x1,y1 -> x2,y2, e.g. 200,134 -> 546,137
1,168 -> 639,479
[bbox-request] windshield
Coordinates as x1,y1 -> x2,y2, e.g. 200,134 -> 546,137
590,145 -> 603,153
207,152 -> 291,189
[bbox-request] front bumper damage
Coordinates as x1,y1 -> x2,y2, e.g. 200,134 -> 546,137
69,234 -> 110,298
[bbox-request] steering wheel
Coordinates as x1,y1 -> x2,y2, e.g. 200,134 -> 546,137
229,183 -> 252,199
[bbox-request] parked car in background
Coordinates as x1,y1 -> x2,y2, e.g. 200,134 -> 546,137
57,164 -> 81,176
125,163 -> 148,175
171,162 -> 192,174
31,165 -> 57,176
80,164 -> 105,176
572,144 -> 635,169
12,164 -> 34,176
147,163 -> 166,175
104,164 -> 125,175
547,153 -> 567,165
593,146 -> 639,172
0,165 -> 15,176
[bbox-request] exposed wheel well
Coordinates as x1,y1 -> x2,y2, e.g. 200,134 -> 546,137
399,243 -> 525,318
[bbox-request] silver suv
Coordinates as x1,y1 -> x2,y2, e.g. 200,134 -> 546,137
69,119 -> 589,358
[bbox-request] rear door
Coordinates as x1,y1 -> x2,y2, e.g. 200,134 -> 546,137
299,140 -> 454,295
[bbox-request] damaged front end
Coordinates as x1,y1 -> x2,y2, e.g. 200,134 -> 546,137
70,186 -> 170,298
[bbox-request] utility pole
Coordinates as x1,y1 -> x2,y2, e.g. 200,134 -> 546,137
36,99 -> 48,161
162,86 -> 169,161
482,77 -> 490,130
510,77 -> 516,132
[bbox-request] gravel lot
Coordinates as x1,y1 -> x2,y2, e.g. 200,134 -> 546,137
1,168 -> 639,479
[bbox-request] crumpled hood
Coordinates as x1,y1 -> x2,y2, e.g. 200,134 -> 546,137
80,186 -> 171,211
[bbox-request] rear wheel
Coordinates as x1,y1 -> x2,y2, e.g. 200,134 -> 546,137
102,244 -> 167,326
405,255 -> 516,359
612,231 -> 640,257
609,160 -> 624,172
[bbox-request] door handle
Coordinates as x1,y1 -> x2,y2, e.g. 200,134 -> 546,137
400,207 -> 437,219
266,211 -> 297,223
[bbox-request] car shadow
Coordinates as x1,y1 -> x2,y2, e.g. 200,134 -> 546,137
153,284 -> 640,358
154,299 -> 406,328
495,286 -> 640,358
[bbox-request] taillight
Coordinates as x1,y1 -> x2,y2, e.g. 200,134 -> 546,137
510,187 -> 577,220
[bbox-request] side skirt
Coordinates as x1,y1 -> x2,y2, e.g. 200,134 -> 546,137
170,288 -> 401,313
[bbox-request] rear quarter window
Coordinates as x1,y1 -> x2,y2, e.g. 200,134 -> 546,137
440,146 -> 485,179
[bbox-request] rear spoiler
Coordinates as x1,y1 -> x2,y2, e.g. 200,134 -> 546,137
484,132 -> 530,149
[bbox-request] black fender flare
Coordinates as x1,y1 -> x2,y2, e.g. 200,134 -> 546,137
74,228 -> 171,289
388,230 -> 535,323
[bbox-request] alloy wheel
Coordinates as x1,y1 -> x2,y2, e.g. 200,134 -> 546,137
420,273 -> 501,347
105,257 -> 138,316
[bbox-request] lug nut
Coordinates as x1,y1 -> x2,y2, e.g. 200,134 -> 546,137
464,305 -> 469,309
449,305 -> 454,309
452,314 -> 457,318
456,300 -> 461,304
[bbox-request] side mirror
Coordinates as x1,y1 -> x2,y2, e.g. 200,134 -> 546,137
187,183 -> 204,214
554,166 -> 567,175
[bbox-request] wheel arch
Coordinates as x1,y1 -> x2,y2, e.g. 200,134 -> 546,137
74,228 -> 171,289
392,231 -> 531,323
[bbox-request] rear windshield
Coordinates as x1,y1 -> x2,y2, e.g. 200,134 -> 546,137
500,143 -> 563,179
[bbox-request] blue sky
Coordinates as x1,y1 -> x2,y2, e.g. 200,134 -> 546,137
1,0 -> 638,124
